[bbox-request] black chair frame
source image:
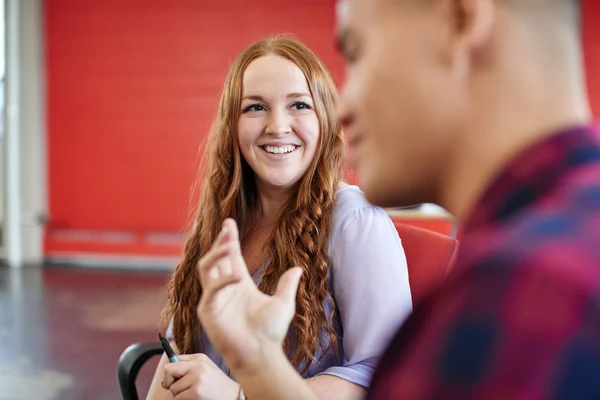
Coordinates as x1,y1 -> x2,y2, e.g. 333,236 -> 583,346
117,343 -> 163,400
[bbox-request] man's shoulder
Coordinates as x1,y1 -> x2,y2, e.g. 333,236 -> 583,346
506,164 -> 600,249
461,170 -> 600,288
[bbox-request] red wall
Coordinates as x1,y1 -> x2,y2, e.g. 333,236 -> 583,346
583,0 -> 600,114
45,0 -> 343,258
44,1 -> 599,259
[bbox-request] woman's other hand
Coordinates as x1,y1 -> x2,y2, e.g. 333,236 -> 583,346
196,218 -> 303,374
162,353 -> 239,400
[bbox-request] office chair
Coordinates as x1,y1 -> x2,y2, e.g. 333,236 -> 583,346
117,342 -> 163,400
393,221 -> 458,304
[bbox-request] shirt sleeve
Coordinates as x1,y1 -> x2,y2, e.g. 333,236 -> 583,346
318,206 -> 413,388
367,257 -> 600,399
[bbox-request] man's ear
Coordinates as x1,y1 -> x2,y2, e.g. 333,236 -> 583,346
447,0 -> 495,58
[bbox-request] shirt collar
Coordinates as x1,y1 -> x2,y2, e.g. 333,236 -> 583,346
461,124 -> 600,233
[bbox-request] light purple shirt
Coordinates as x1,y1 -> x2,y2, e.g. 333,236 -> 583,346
167,185 -> 412,388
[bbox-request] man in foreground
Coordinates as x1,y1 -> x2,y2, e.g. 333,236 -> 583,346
184,0 -> 600,398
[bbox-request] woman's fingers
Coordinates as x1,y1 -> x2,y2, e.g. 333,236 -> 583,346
163,361 -> 194,388
275,267 -> 303,305
199,262 -> 242,301
196,219 -> 251,314
213,220 -> 232,246
197,253 -> 242,318
167,371 -> 195,397
220,219 -> 246,276
197,241 -> 235,285
197,219 -> 248,287
222,218 -> 240,242
211,218 -> 238,250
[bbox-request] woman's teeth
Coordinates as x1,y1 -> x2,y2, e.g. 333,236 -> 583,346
264,145 -> 297,154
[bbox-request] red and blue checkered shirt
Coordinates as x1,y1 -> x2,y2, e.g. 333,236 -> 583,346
368,125 -> 600,399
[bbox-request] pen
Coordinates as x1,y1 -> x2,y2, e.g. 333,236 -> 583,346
158,332 -> 180,363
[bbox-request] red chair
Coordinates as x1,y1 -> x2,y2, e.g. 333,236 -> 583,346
393,222 -> 459,304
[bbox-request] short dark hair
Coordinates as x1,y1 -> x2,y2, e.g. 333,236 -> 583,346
516,0 -> 581,30
563,0 -> 581,35
572,0 -> 581,28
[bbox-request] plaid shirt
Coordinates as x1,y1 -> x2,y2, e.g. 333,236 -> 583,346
368,125 -> 600,400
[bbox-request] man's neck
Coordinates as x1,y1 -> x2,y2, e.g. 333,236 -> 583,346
439,41 -> 591,222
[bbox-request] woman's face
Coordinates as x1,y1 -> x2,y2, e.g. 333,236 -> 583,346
238,55 -> 320,190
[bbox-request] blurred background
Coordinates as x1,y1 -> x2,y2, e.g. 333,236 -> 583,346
0,0 -> 598,399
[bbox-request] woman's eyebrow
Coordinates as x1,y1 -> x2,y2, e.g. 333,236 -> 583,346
241,94 -> 265,101
242,93 -> 312,101
287,92 -> 312,99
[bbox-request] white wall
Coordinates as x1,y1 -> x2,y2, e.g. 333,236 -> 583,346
19,0 -> 46,264
2,0 -> 45,265
0,0 -> 4,259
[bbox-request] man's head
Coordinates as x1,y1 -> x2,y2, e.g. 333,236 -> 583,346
337,0 -> 583,210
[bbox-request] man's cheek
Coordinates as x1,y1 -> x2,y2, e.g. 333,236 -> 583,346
358,61 -> 381,108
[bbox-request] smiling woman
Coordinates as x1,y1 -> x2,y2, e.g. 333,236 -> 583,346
147,37 -> 412,400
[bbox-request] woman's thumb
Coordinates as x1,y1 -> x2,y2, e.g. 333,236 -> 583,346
274,267 -> 302,304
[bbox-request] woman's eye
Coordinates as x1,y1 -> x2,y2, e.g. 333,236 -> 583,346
292,102 -> 312,111
242,104 -> 265,113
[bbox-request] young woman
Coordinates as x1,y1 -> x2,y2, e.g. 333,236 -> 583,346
147,37 -> 412,400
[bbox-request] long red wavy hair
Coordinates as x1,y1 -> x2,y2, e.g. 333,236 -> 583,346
161,36 -> 346,374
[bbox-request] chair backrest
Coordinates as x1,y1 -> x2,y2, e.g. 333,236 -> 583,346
393,221 -> 458,304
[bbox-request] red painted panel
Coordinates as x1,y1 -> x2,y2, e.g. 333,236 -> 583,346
45,1 -> 344,257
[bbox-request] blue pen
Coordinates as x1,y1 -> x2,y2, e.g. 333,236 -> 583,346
158,332 -> 180,363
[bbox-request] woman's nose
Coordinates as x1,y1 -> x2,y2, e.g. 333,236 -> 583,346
265,110 -> 292,136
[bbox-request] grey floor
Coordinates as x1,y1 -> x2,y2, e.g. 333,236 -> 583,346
0,264 -> 170,400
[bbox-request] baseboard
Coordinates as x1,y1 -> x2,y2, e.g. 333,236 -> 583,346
44,252 -> 178,271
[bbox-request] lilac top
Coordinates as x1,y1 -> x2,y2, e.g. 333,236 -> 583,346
167,185 -> 412,388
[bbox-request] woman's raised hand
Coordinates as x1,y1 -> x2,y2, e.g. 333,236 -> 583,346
196,218 -> 303,373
